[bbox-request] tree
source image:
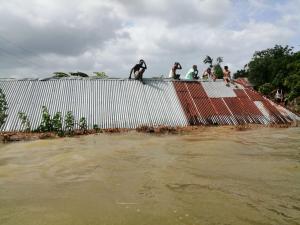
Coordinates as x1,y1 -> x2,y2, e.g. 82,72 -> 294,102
234,69 -> 248,79
247,45 -> 293,87
94,72 -> 108,79
203,55 -> 224,79
236,45 -> 300,109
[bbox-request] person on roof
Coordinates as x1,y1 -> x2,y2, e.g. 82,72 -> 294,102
129,59 -> 147,83
202,67 -> 216,81
168,62 -> 182,80
185,65 -> 199,80
275,89 -> 283,103
223,65 -> 231,86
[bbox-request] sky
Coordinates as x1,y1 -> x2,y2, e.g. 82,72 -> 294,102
0,0 -> 299,78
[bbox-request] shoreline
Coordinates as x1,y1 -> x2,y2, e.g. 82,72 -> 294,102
1,123 -> 298,143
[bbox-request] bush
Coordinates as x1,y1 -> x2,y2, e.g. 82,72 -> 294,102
52,112 -> 64,136
79,117 -> 87,132
65,111 -> 75,134
38,106 -> 53,132
258,83 -> 274,95
18,112 -> 31,132
0,88 -> 8,128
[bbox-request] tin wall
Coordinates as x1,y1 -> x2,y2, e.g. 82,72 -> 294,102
0,79 -> 188,131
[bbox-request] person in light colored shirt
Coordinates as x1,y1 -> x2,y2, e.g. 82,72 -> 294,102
168,62 -> 182,80
185,65 -> 199,80
202,67 -> 216,81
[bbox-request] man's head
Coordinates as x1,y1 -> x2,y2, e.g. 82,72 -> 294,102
207,67 -> 211,73
139,59 -> 144,65
193,65 -> 197,70
224,66 -> 228,70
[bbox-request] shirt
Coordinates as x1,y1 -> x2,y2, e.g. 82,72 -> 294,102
185,68 -> 197,80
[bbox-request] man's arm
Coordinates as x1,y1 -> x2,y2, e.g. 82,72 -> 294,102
142,61 -> 147,69
194,70 -> 199,79
178,63 -> 182,70
129,67 -> 134,79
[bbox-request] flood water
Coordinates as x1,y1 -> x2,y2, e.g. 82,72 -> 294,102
0,127 -> 300,225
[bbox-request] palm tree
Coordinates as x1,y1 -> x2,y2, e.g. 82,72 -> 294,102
203,56 -> 213,67
203,55 -> 224,79
216,57 -> 223,64
203,55 -> 223,67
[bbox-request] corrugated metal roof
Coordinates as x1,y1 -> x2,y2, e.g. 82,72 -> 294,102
0,79 -> 188,131
0,79 -> 298,132
173,81 -> 298,125
201,81 -> 237,98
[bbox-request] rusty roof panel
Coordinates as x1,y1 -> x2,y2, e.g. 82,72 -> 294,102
173,82 -> 203,125
244,89 -> 264,101
223,98 -> 249,124
234,89 -> 249,99
210,98 -> 232,116
262,100 -> 290,124
185,82 -> 208,98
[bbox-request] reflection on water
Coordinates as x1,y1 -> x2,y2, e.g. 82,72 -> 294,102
0,127 -> 300,225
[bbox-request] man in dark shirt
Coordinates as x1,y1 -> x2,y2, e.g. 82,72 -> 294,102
129,59 -> 147,82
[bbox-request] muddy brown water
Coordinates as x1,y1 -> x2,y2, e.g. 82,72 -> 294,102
0,127 -> 299,225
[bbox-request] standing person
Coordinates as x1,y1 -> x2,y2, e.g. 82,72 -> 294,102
129,59 -> 147,83
185,65 -> 199,80
275,89 -> 283,103
168,62 -> 182,80
223,65 -> 231,86
202,67 -> 216,81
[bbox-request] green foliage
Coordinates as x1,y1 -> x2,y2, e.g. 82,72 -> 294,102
213,64 -> 224,79
79,117 -> 87,132
0,88 -> 8,128
18,112 -> 31,132
242,45 -> 300,103
52,112 -> 64,136
258,83 -> 274,95
247,45 -> 293,87
38,106 -> 53,132
70,72 -> 89,77
234,69 -> 248,79
93,124 -> 101,132
65,111 -> 75,134
53,72 -> 70,78
94,72 -> 108,79
203,55 -> 224,79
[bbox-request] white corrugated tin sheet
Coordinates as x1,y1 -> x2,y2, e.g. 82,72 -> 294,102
201,81 -> 237,98
0,79 -> 188,131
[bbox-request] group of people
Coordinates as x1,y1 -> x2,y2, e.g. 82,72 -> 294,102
129,59 -> 232,86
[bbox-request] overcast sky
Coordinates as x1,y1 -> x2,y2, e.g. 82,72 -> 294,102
0,0 -> 299,78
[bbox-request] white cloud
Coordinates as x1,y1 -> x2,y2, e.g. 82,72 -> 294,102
0,0 -> 299,78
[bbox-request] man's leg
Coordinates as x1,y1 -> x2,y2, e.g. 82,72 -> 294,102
135,68 -> 145,82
